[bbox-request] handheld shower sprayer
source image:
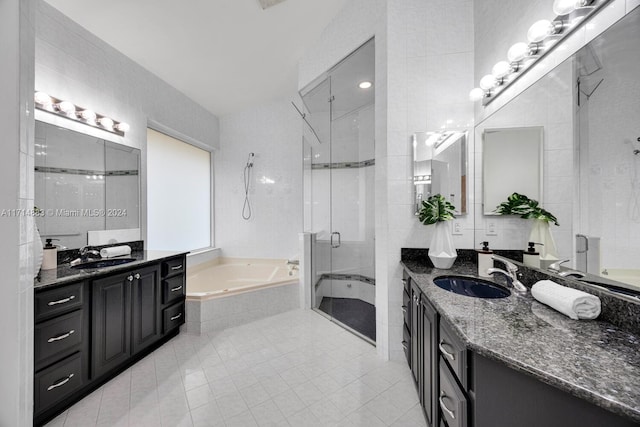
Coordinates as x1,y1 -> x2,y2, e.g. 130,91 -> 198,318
242,153 -> 255,220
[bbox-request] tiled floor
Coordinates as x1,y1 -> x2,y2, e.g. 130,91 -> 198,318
318,298 -> 376,341
44,309 -> 426,427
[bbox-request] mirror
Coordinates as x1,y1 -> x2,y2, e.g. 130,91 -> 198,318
474,7 -> 640,293
412,130 -> 468,215
35,121 -> 141,249
483,127 -> 543,215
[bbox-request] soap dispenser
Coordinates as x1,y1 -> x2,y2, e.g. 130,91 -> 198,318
523,242 -> 541,268
42,238 -> 59,270
477,241 -> 493,277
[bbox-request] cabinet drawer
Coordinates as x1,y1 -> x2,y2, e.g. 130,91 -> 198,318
439,318 -> 467,387
35,310 -> 83,367
163,302 -> 185,333
439,357 -> 468,427
163,275 -> 185,305
35,352 -> 83,414
402,289 -> 410,326
162,257 -> 185,277
35,282 -> 83,322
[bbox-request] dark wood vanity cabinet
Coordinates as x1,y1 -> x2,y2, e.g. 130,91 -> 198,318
403,269 -> 640,427
92,264 -> 161,378
34,254 -> 187,426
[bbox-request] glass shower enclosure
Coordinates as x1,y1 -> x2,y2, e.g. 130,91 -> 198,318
299,39 -> 376,343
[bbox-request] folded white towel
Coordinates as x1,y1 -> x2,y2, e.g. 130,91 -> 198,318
531,280 -> 601,320
100,245 -> 132,258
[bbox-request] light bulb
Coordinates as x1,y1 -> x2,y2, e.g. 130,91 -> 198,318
492,61 -> 512,78
507,42 -> 529,62
479,74 -> 498,91
527,20 -> 555,43
58,101 -> 76,114
115,122 -> 130,133
80,109 -> 97,121
469,88 -> 485,102
553,0 -> 578,15
34,92 -> 52,106
358,81 -> 372,89
98,117 -> 114,129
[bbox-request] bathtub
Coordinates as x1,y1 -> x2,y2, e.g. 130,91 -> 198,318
185,257 -> 300,333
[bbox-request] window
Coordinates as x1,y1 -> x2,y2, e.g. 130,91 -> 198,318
147,128 -> 212,251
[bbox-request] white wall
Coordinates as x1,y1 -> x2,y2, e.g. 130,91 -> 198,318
35,1 -> 220,244
215,99 -> 302,259
0,0 -> 35,424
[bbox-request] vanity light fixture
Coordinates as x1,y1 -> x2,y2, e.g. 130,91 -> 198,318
33,91 -> 129,136
470,0 -> 608,106
358,81 -> 373,89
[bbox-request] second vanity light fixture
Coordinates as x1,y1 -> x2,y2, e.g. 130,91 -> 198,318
469,0 -> 610,105
34,91 -> 130,136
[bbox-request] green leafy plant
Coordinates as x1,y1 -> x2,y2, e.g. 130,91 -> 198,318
418,194 -> 456,225
494,192 -> 559,225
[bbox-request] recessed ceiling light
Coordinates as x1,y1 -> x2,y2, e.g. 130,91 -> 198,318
358,81 -> 372,89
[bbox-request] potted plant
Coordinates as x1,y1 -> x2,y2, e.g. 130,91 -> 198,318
494,192 -> 559,266
419,194 -> 457,269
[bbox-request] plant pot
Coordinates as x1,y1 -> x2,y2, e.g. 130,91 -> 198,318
428,221 -> 457,269
529,219 -> 559,269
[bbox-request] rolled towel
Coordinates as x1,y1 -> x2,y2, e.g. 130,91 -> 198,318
100,245 -> 132,258
531,280 -> 601,320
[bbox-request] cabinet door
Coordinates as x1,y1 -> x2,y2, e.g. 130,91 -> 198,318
132,265 -> 162,354
92,271 -> 132,379
422,297 -> 438,427
410,282 -> 421,386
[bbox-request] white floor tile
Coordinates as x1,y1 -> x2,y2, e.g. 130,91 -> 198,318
42,309 -> 422,427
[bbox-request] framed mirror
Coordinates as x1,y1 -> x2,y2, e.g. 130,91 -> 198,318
482,126 -> 543,215
412,130 -> 468,215
34,120 -> 141,249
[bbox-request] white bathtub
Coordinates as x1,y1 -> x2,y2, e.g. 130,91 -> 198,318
185,257 -> 300,333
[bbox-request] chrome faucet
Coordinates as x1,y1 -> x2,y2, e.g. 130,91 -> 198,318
558,270 -> 586,278
487,255 -> 527,292
548,259 -> 570,272
79,245 -> 100,261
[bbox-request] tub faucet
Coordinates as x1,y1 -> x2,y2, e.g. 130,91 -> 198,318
487,255 -> 527,292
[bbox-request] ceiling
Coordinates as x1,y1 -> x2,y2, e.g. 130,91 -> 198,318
44,0 -> 348,117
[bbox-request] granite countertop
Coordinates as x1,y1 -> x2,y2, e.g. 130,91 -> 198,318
35,250 -> 188,290
402,259 -> 640,423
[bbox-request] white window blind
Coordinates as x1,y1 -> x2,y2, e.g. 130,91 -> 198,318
147,128 -> 211,251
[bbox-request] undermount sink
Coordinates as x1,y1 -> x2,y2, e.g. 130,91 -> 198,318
433,275 -> 511,299
71,258 -> 136,269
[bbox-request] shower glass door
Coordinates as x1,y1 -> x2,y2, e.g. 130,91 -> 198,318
301,39 -> 375,343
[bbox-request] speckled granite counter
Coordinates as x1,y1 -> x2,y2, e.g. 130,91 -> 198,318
36,250 -> 188,290
402,259 -> 640,424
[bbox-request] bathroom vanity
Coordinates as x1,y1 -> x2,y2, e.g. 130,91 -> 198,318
33,251 -> 187,426
402,256 -> 640,427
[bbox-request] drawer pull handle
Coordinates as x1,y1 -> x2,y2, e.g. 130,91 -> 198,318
134,273 -> 141,280
47,374 -> 74,391
171,285 -> 183,292
171,265 -> 183,270
401,341 -> 408,351
47,330 -> 75,343
47,296 -> 75,306
170,313 -> 182,321
401,279 -> 407,286
439,392 -> 456,420
439,340 -> 456,362
127,275 -> 134,282
401,305 -> 407,314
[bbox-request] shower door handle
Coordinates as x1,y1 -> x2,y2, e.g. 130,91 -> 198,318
330,232 -> 341,248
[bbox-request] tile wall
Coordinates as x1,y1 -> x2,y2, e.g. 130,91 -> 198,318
216,99 -> 302,259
